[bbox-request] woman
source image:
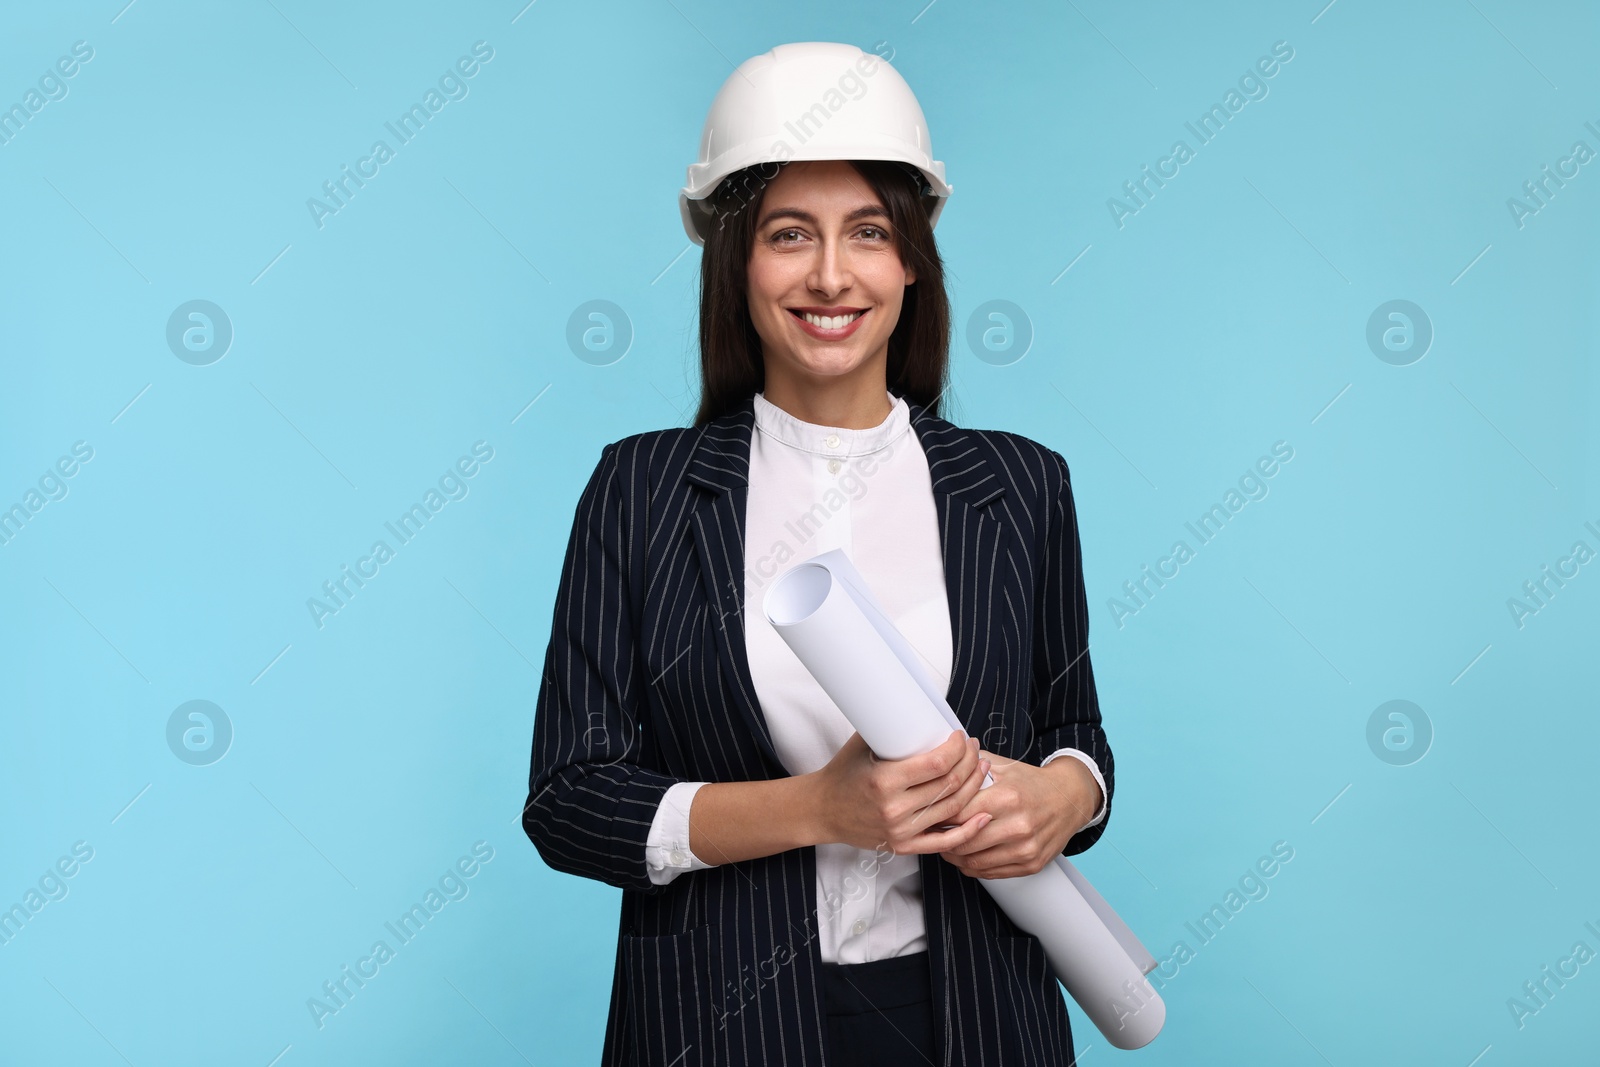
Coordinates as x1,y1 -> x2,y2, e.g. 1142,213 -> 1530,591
524,42 -> 1113,1067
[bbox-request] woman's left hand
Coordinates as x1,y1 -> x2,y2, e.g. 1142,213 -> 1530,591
937,750 -> 1100,879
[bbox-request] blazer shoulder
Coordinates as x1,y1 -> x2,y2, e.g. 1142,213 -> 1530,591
590,425 -> 702,487
598,423 -> 698,453
952,423 -> 1073,502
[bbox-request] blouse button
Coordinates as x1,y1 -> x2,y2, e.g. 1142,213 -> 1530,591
851,919 -> 867,936
824,434 -> 841,449
827,459 -> 841,474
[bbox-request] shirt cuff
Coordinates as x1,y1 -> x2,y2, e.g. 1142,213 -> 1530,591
645,781 -> 715,885
1040,747 -> 1107,830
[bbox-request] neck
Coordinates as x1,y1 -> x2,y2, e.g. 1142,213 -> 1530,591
761,367 -> 893,429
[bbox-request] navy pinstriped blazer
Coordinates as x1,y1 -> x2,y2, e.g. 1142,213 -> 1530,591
523,393 -> 1114,1066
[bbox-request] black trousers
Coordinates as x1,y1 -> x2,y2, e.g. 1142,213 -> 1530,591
819,949 -> 938,1065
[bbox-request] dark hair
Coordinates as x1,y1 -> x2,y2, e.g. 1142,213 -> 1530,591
692,159 -> 951,428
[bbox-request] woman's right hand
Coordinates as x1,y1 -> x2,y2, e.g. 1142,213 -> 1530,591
811,730 -> 992,856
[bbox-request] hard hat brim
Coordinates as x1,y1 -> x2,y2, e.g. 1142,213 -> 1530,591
678,153 -> 952,246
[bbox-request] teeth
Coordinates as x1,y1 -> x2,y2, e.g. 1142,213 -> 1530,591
800,310 -> 863,330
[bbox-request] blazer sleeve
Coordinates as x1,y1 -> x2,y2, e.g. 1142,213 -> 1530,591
522,441 -> 685,893
1028,449 -> 1114,856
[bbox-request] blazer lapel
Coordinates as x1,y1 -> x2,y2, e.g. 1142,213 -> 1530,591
683,399 -> 786,773
906,401 -> 1011,732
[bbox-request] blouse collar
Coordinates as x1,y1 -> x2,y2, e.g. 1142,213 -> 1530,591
752,391 -> 909,458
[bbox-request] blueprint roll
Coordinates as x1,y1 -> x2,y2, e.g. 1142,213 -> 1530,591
764,549 -> 1165,1051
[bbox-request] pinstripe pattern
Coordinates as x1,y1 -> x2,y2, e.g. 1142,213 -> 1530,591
524,394 -> 1113,1066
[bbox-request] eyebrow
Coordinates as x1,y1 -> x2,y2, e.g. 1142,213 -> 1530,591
756,204 -> 889,230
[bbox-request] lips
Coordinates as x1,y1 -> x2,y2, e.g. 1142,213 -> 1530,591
788,307 -> 868,340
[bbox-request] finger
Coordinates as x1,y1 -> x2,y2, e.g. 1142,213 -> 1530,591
932,734 -> 981,795
937,753 -> 992,826
884,736 -> 981,837
941,849 -> 991,877
961,753 -> 991,799
870,732 -> 960,793
942,853 -> 980,877
978,749 -> 1019,775
915,809 -> 985,851
941,797 -> 1013,858
930,775 -> 987,834
971,863 -> 1034,880
956,836 -> 1031,871
913,731 -> 973,787
906,809 -> 990,856
906,746 -> 982,828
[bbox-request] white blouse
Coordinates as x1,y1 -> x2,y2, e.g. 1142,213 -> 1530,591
644,391 -> 1106,964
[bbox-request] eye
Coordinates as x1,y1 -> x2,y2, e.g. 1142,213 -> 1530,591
857,225 -> 890,241
770,227 -> 806,245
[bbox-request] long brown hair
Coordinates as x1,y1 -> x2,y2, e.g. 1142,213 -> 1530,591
692,159 -> 951,427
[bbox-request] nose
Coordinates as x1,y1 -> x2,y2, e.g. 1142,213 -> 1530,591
806,234 -> 852,297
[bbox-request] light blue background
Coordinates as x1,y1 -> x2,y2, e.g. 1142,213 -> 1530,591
2,1 -> 1596,1064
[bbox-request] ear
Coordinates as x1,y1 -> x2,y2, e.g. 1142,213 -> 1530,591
904,264 -> 917,286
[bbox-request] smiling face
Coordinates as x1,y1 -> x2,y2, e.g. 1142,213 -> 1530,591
745,160 -> 917,425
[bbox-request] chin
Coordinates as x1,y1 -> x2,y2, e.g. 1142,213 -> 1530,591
785,351 -> 877,381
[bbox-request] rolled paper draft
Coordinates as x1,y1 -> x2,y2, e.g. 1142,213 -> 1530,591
763,548 -> 1165,1050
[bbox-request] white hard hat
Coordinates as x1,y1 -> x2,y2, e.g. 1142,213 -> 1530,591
679,42 -> 953,246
